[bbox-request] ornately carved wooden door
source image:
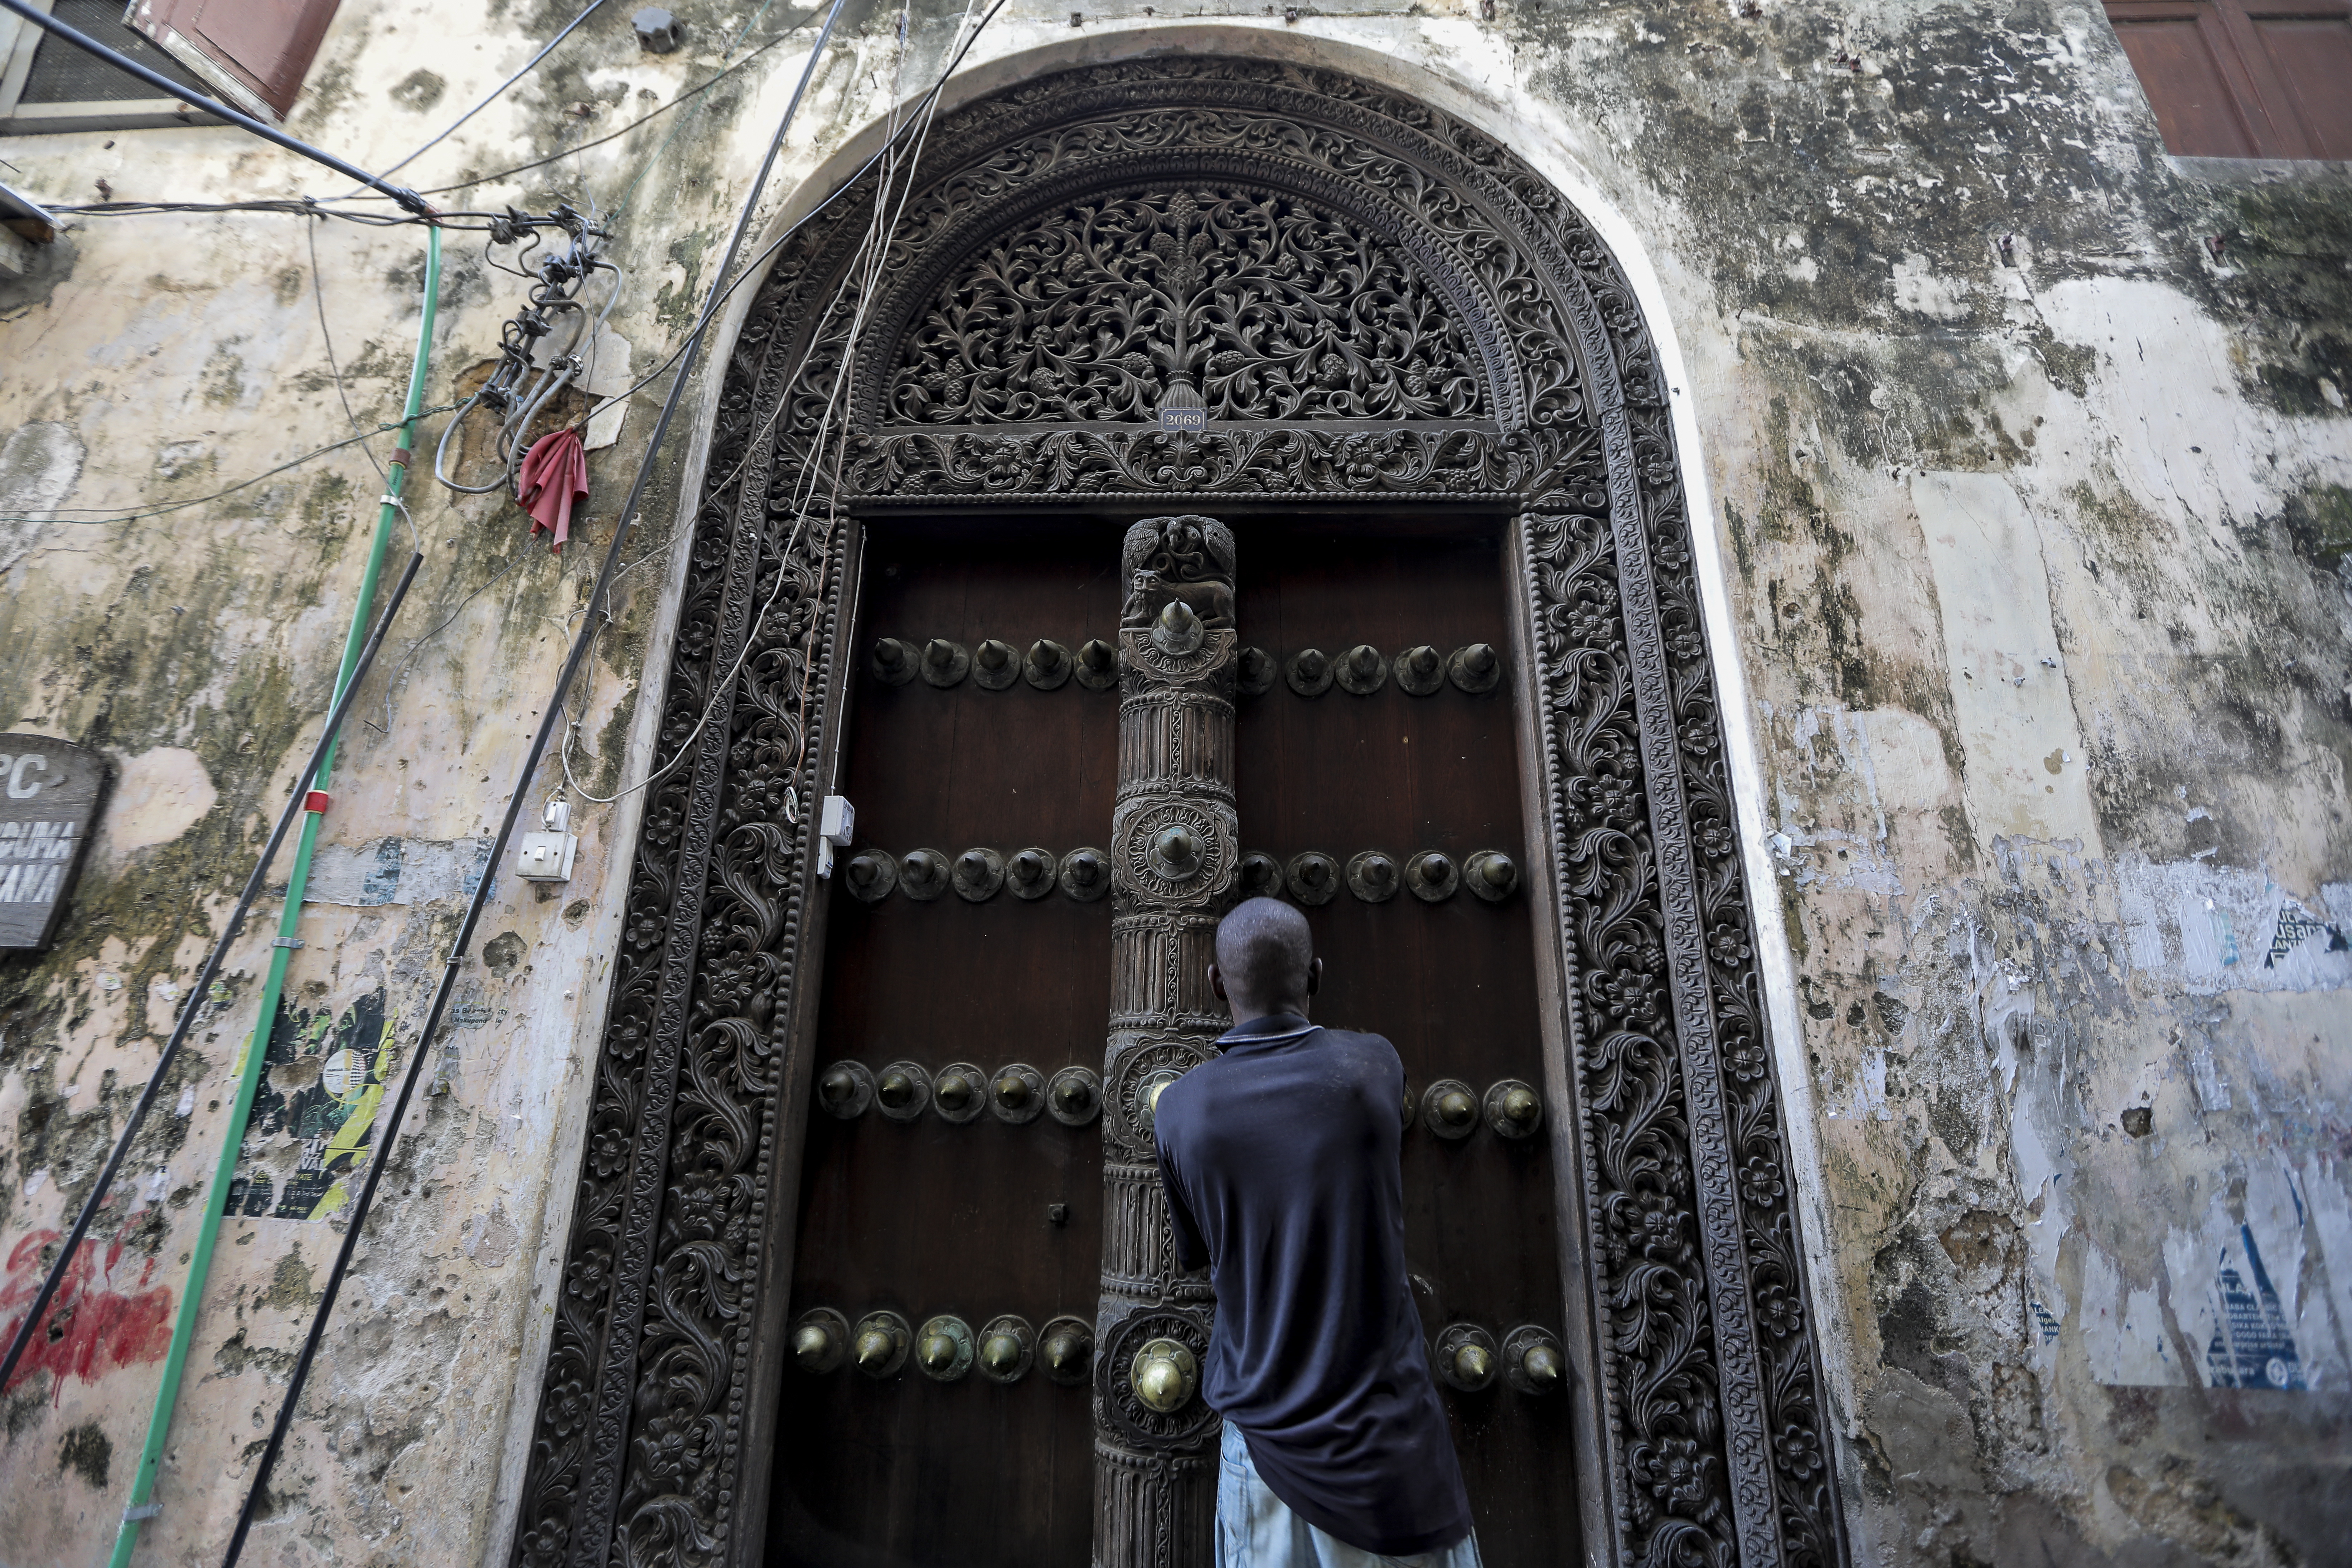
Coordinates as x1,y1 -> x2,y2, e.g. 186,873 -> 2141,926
769,516 -> 1575,1568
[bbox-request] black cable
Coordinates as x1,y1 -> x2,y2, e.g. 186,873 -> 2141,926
0,552 -> 425,1402
0,406 -> 461,526
42,200 -> 513,228
218,3 -> 853,1556
542,0 -> 1013,439
370,0 -> 613,184
310,221 -> 389,488
340,15 -> 819,201
15,0 -> 1007,528
0,0 -> 432,217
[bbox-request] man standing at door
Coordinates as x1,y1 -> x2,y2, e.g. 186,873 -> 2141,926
1152,897 -> 1482,1568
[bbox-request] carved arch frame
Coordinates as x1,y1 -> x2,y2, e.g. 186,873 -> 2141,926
508,53 -> 1846,1568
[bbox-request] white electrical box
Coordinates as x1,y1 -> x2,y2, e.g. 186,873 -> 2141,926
516,831 -> 578,882
814,795 -> 855,880
517,797 -> 579,882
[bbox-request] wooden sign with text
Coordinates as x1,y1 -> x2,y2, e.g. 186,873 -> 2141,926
0,736 -> 103,950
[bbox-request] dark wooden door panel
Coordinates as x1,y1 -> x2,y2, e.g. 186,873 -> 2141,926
1234,526 -> 1580,1568
791,897 -> 1108,1313
2106,0 -> 2352,157
2110,10 -> 2265,155
771,534 -> 1122,1568
2252,15 -> 2352,156
775,521 -> 1574,1568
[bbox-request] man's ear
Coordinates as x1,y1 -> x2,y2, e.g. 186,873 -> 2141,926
1208,964 -> 1227,1002
1306,956 -> 1322,997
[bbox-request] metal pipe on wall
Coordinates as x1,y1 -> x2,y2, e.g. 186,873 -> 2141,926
105,226 -> 443,1568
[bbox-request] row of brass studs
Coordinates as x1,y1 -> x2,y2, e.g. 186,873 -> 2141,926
842,846 -> 1520,906
816,1060 -> 1103,1125
1267,642 -> 1501,698
1415,1078 -> 1545,1141
793,1308 -> 1096,1385
790,1307 -> 1558,1398
868,638 -> 1504,697
816,1060 -> 1535,1142
1243,848 -> 1518,905
872,637 -> 1119,691
1432,1323 -> 1567,1395
843,845 -> 1110,903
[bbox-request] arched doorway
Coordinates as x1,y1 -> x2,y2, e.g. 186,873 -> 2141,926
508,54 -> 1844,1568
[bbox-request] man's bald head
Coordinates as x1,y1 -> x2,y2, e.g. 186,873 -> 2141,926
1211,897 -> 1320,1021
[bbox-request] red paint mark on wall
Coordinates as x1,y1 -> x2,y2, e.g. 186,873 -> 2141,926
0,1229 -> 174,1397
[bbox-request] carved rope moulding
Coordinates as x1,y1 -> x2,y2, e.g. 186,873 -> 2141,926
510,54 -> 1843,1568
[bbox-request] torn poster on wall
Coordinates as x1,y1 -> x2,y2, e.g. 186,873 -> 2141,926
224,986 -> 400,1223
2205,1223 -> 2306,1390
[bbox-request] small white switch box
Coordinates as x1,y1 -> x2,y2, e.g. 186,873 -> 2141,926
516,831 -> 578,882
819,794 -> 855,847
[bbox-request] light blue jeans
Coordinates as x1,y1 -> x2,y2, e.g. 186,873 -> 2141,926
1216,1421 -> 1485,1568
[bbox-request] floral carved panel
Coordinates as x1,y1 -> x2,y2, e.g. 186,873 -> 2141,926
887,186 -> 1486,424
508,55 -> 1846,1568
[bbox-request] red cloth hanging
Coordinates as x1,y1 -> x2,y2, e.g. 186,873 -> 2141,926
517,427 -> 589,553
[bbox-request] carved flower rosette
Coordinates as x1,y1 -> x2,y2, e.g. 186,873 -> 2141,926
1094,1306 -> 1219,1451
1110,798 -> 1237,909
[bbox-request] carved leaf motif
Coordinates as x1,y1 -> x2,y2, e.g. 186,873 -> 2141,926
887,187 -> 1485,425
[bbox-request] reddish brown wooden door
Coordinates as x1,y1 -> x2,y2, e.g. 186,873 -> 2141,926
770,519 -> 1574,1567
770,528 -> 1121,1568
1231,525 -> 1579,1568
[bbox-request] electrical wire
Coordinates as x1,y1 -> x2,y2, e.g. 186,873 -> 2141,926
0,554 -> 426,1403
561,0 -> 979,806
309,220 -> 389,489
8,0 -> 1005,531
558,18 -> 896,799
382,0 -> 1011,479
538,0 -> 1012,444
426,0 -> 1004,503
335,12 -> 824,202
688,1 -> 954,510
42,200 -> 506,228
410,0 -> 780,510
433,204 -> 624,497
367,0 -> 614,187
604,3 -> 823,222
0,408 -> 462,527
306,221 -> 436,564
367,544 -> 537,738
0,0 -> 430,215
222,8 -> 856,1554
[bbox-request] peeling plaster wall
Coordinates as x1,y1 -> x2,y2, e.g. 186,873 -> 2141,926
1,1 -> 2347,1564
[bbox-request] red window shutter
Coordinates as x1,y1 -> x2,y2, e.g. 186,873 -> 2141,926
2106,2 -> 2269,155
2246,12 -> 2352,158
2105,0 -> 2352,158
126,0 -> 339,122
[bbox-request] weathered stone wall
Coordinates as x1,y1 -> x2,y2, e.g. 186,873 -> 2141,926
0,1 -> 2343,1564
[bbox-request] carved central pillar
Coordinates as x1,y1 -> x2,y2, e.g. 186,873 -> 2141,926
1094,516 -> 1240,1568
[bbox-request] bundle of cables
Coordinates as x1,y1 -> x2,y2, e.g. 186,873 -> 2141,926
433,199 -> 621,532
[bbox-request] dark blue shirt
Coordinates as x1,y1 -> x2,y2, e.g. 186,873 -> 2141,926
1153,1014 -> 1472,1557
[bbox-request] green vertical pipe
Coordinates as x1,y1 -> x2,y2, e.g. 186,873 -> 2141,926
107,225 -> 442,1568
